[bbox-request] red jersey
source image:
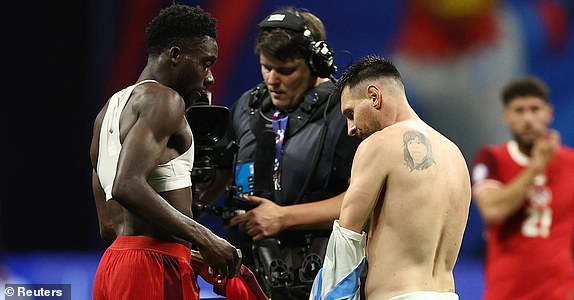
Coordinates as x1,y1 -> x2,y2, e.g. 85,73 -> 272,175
472,141 -> 574,300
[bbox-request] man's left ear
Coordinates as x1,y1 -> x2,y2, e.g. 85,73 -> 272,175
373,95 -> 381,109
367,85 -> 381,109
169,46 -> 181,65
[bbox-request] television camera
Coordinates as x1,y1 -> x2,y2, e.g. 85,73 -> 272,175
186,101 -> 326,299
185,101 -> 252,219
185,102 -> 238,210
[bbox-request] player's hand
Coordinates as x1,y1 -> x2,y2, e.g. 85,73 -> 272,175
190,250 -> 213,282
531,129 -> 560,173
227,195 -> 286,241
197,234 -> 241,279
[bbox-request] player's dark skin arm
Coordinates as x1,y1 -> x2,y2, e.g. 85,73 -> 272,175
91,87 -> 239,278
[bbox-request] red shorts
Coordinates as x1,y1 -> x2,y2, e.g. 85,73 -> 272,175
93,236 -> 199,300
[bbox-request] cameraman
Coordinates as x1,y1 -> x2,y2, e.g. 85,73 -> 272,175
200,7 -> 360,300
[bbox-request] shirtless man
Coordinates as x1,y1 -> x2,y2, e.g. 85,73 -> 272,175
318,55 -> 471,300
89,4 -> 240,299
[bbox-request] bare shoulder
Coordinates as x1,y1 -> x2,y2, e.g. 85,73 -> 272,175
360,121 -> 431,152
364,121 -> 464,172
131,81 -> 184,113
358,122 -> 406,155
354,122 -> 430,173
128,82 -> 187,137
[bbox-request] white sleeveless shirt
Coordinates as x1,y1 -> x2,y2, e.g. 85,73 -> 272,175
97,80 -> 194,201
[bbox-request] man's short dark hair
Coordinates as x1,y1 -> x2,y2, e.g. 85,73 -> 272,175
145,4 -> 216,56
254,7 -> 326,63
501,76 -> 549,106
335,55 -> 402,101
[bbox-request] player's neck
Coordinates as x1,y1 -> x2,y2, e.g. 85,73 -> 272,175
395,104 -> 419,123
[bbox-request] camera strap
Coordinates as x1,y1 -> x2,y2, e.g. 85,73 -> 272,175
271,110 -> 288,191
246,82 -> 336,201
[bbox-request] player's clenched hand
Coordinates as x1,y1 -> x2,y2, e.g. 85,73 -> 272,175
197,234 -> 241,279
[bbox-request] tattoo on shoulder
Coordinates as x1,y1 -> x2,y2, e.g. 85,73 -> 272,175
402,130 -> 435,171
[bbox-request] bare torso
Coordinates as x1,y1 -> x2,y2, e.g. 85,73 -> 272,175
368,121 -> 469,299
92,82 -> 194,243
341,120 -> 470,299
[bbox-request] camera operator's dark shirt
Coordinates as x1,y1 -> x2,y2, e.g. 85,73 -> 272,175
224,82 -> 360,299
229,81 -> 359,208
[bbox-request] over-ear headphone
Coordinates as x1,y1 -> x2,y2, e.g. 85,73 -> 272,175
258,10 -> 338,78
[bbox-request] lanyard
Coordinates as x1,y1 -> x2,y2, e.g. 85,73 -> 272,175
271,110 -> 288,191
